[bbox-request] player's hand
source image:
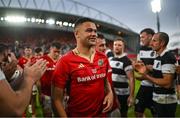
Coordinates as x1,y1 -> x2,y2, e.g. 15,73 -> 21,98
133,61 -> 146,74
102,91 -> 113,113
1,60 -> 17,81
127,95 -> 134,107
23,59 -> 47,84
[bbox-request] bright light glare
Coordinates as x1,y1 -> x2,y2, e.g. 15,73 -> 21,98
72,24 -> 75,27
1,15 -> 75,28
63,22 -> 68,26
46,19 -> 55,25
5,16 -> 26,23
41,19 -> 45,23
1,17 -> 4,21
151,0 -> 161,13
27,18 -> 31,22
31,18 -> 35,22
68,23 -> 72,27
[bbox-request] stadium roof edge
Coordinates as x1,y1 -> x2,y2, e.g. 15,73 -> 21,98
0,0 -> 136,32
0,7 -> 139,38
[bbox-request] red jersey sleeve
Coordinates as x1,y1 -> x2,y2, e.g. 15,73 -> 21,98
18,57 -> 27,68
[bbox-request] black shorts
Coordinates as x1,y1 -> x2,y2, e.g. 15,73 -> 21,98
117,95 -> 129,113
135,85 -> 155,114
153,101 -> 177,117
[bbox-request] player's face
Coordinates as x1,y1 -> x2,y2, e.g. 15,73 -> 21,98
96,38 -> 106,53
113,40 -> 124,55
34,52 -> 43,59
50,47 -> 60,60
151,34 -> 161,52
24,48 -> 32,57
140,32 -> 152,46
75,22 -> 97,48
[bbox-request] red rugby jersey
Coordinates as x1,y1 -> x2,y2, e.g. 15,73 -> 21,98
18,56 -> 35,68
40,55 -> 57,96
53,51 -> 112,117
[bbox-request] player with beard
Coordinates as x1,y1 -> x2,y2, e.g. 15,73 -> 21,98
110,38 -> 135,117
134,28 -> 156,117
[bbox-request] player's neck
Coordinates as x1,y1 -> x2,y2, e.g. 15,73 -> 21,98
74,46 -> 95,62
48,53 -> 58,61
114,51 -> 123,56
24,55 -> 32,59
76,46 -> 95,56
157,47 -> 166,56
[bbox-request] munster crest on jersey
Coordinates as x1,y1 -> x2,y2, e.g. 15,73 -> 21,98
98,59 -> 104,66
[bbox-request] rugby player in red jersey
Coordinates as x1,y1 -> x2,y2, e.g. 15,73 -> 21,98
52,18 -> 113,117
39,42 -> 61,116
18,46 -> 35,68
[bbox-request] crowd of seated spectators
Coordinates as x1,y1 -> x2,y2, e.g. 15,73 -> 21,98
0,28 -> 76,58
0,28 -> 135,59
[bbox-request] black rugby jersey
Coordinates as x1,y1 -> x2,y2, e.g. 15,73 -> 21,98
138,46 -> 156,86
110,53 -> 133,95
105,49 -> 114,61
152,50 -> 176,94
138,46 -> 156,65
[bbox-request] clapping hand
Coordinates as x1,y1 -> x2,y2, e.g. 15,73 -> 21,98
23,59 -> 47,84
133,60 -> 147,74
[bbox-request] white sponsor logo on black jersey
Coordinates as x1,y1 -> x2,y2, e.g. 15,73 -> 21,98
153,60 -> 161,70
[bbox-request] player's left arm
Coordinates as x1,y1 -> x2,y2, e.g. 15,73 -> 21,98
103,56 -> 114,112
103,78 -> 113,113
126,68 -> 135,107
143,73 -> 174,89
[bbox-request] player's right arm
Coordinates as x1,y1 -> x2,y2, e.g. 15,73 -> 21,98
0,59 -> 47,116
52,86 -> 67,117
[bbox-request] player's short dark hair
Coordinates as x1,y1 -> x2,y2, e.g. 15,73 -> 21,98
24,45 -> 32,49
158,32 -> 169,47
97,33 -> 104,39
34,47 -> 43,53
51,42 -> 61,49
74,17 -> 95,30
114,37 -> 126,49
140,28 -> 155,36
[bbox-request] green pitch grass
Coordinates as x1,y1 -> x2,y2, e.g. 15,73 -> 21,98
34,80 -> 180,117
128,80 -> 180,117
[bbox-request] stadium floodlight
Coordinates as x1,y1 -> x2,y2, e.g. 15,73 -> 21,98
41,19 -> 45,23
151,0 -> 161,32
56,21 -> 59,25
35,18 -> 40,22
1,17 -> 3,21
5,16 -> 26,23
68,23 -> 72,27
72,24 -> 75,27
31,18 -> 35,23
46,19 -> 55,25
27,18 -> 31,22
151,0 -> 161,13
58,21 -> 63,26
63,22 -> 68,26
